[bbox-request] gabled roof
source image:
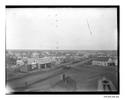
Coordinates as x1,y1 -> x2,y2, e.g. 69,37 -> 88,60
92,57 -> 110,61
27,57 -> 52,64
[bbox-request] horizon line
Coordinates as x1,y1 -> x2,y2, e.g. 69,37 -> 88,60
6,49 -> 117,51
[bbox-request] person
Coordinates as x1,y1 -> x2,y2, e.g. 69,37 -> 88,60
62,74 -> 66,83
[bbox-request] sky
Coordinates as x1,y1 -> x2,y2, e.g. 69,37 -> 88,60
6,8 -> 117,50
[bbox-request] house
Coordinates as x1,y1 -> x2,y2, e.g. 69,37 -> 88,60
31,52 -> 39,58
27,57 -> 54,70
51,56 -> 66,65
16,59 -> 24,66
92,57 -> 116,66
19,57 -> 54,72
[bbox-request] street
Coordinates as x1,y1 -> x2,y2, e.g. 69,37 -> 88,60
7,60 -> 118,92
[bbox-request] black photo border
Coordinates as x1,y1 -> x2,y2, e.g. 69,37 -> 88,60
5,5 -> 120,95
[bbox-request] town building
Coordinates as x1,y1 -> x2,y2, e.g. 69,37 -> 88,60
16,59 -> 24,66
31,52 -> 39,58
19,57 -> 55,72
51,56 -> 66,64
92,57 -> 116,66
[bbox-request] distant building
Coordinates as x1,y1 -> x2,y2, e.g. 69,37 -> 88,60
92,57 -> 116,66
51,56 -> 66,64
14,53 -> 21,57
31,52 -> 39,58
20,57 -> 54,72
16,59 -> 24,66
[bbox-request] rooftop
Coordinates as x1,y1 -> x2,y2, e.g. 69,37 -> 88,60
27,57 -> 52,64
92,57 -> 110,61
